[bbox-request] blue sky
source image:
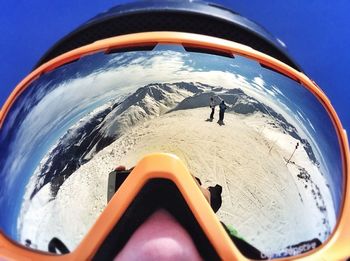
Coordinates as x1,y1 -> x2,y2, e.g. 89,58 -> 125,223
0,1 -> 349,133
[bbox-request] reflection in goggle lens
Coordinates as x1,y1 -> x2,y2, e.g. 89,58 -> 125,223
0,44 -> 342,258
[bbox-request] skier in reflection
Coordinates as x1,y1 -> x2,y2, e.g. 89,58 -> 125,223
209,97 -> 215,121
218,100 -> 227,125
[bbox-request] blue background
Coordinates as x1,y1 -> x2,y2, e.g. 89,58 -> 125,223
0,0 -> 349,132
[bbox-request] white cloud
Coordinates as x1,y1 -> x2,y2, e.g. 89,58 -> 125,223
307,118 -> 316,133
253,76 -> 265,87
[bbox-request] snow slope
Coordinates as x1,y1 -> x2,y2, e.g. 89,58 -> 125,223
18,108 -> 333,255
18,82 -> 334,256
24,82 -> 204,201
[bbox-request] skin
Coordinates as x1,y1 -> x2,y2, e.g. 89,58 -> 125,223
112,166 -> 211,260
114,209 -> 203,261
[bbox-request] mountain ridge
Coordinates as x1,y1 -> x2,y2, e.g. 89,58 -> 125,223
28,82 -> 317,199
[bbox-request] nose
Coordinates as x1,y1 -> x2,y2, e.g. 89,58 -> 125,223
114,209 -> 203,261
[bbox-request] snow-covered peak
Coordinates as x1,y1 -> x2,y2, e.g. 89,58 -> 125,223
26,82 -> 203,199
26,81 -> 317,204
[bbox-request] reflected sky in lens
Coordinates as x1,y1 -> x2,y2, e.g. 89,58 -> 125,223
0,44 -> 342,256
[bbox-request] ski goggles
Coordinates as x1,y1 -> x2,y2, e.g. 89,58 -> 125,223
0,32 -> 349,260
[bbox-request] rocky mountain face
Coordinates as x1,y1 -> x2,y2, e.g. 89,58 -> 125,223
30,82 -> 204,198
30,82 -> 317,199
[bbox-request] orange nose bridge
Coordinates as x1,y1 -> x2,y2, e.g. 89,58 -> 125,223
74,153 -> 245,260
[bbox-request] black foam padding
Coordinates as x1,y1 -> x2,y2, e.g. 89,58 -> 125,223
93,179 -> 220,260
35,10 -> 301,71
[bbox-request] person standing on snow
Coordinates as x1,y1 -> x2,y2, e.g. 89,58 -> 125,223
218,100 -> 227,123
209,97 -> 215,120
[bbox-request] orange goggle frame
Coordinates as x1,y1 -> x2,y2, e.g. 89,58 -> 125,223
0,32 -> 349,260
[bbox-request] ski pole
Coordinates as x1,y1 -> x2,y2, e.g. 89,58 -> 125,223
286,142 -> 299,165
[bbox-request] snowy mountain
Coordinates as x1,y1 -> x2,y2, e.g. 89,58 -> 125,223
28,81 -> 317,200
171,88 -> 317,165
19,81 -> 331,255
29,82 -> 205,199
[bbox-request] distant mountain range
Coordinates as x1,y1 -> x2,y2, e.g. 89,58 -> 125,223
30,82 -> 317,199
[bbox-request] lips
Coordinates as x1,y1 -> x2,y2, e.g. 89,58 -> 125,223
114,209 -> 203,261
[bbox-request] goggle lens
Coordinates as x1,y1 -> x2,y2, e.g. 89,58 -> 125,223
0,43 -> 343,258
